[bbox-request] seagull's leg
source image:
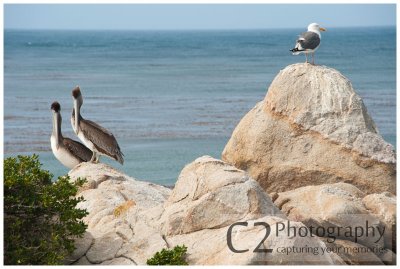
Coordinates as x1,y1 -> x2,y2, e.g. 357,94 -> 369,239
305,53 -> 308,63
312,52 -> 315,65
95,155 -> 100,164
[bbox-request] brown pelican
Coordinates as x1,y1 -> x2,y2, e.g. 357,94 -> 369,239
71,86 -> 124,164
50,101 -> 92,169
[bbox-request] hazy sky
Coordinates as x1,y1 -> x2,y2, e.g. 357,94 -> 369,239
4,4 -> 396,30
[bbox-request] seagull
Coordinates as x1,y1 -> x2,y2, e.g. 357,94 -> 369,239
290,23 -> 326,65
50,101 -> 92,169
71,86 -> 124,165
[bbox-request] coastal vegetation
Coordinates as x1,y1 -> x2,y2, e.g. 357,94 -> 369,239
146,245 -> 188,265
4,154 -> 88,265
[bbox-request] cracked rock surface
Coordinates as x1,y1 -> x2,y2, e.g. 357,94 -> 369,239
66,162 -> 171,265
222,63 -> 395,195
64,64 -> 396,265
65,158 -> 342,265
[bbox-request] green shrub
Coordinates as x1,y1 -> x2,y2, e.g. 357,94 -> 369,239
147,245 -> 188,265
4,154 -> 88,265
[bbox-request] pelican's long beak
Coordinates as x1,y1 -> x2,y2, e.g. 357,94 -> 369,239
52,112 -> 60,149
320,27 -> 326,32
74,99 -> 79,135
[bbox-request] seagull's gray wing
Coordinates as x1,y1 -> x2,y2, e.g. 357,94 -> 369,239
297,31 -> 320,50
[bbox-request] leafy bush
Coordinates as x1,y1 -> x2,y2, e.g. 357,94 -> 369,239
4,154 -> 88,265
147,245 -> 188,265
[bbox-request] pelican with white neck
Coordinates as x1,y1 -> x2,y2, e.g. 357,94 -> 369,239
71,86 -> 124,164
290,23 -> 326,65
50,101 -> 92,169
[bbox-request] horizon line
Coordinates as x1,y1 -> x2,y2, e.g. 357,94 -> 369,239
4,25 -> 396,31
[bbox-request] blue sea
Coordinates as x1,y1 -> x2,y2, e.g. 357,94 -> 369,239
4,27 -> 396,185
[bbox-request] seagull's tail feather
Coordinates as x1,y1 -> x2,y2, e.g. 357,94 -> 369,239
290,48 -> 302,55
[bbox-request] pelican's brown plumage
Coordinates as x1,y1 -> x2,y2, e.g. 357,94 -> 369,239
71,86 -> 124,164
50,101 -> 92,169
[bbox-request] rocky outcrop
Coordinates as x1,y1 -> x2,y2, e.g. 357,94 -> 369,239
159,156 -> 285,235
66,158 -> 344,265
363,192 -> 396,229
273,183 -> 387,249
363,192 -> 396,249
272,182 -> 396,264
160,156 -> 345,265
66,162 -> 171,265
166,215 -> 345,265
64,64 -> 396,265
222,63 -> 395,195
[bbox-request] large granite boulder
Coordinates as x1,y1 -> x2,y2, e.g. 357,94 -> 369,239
166,215 -> 345,265
66,158 -> 343,265
272,182 -> 396,265
66,162 -> 171,265
273,183 -> 386,250
160,156 -> 343,265
222,63 -> 395,195
363,192 -> 396,250
159,156 -> 285,235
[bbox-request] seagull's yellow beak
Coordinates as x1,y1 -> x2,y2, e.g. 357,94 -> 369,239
320,27 -> 326,31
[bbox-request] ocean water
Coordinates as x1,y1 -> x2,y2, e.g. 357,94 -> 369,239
4,27 -> 396,185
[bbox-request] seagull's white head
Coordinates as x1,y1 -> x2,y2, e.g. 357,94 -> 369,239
308,23 -> 326,33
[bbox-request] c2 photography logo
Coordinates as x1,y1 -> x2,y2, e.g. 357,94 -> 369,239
227,216 -> 394,264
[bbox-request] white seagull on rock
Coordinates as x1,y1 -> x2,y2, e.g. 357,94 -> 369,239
290,23 -> 326,65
